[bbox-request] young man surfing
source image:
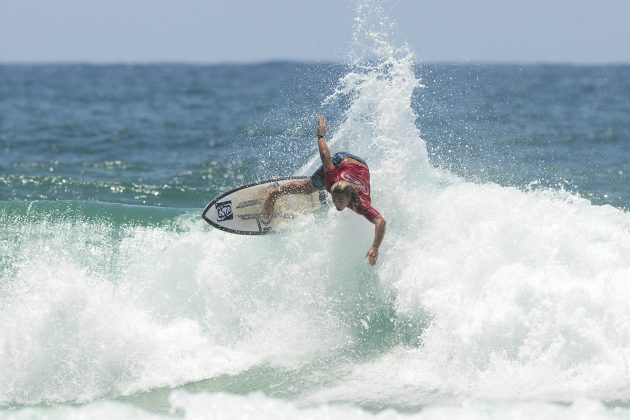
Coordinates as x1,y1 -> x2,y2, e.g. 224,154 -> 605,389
263,116 -> 386,265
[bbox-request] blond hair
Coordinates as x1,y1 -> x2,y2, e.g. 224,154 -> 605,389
331,180 -> 360,207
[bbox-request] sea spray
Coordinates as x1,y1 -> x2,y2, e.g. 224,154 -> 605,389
295,0 -> 630,406
0,205 -> 387,404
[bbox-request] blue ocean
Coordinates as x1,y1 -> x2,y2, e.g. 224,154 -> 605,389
1,6 -> 630,420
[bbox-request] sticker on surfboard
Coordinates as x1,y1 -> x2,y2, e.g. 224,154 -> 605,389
202,177 -> 328,235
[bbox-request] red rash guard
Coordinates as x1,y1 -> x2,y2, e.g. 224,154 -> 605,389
325,160 -> 381,222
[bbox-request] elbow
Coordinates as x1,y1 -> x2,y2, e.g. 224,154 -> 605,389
376,216 -> 386,229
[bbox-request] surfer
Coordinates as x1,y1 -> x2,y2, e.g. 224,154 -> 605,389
263,116 -> 386,265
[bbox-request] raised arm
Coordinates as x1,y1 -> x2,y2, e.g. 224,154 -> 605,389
316,116 -> 334,172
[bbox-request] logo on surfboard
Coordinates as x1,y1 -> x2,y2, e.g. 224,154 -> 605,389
216,201 -> 233,221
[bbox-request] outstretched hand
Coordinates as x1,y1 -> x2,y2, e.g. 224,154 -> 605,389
317,115 -> 329,138
365,247 -> 379,266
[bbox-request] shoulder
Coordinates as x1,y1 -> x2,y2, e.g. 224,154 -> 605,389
325,166 -> 339,179
353,200 -> 381,223
325,166 -> 339,190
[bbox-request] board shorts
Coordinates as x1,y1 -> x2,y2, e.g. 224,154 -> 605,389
310,152 -> 368,190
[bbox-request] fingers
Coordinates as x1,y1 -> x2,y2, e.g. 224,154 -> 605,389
365,248 -> 378,265
316,115 -> 330,138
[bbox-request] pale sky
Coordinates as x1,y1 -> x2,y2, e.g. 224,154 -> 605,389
1,0 -> 629,64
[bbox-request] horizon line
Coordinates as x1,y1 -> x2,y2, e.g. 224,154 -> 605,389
1,58 -> 630,67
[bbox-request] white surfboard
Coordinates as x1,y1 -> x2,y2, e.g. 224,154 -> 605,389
202,177 -> 328,235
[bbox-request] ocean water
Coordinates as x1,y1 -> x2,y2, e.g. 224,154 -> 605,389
2,4 -> 630,420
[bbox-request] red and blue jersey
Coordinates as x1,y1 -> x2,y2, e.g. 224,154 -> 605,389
325,160 -> 381,222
